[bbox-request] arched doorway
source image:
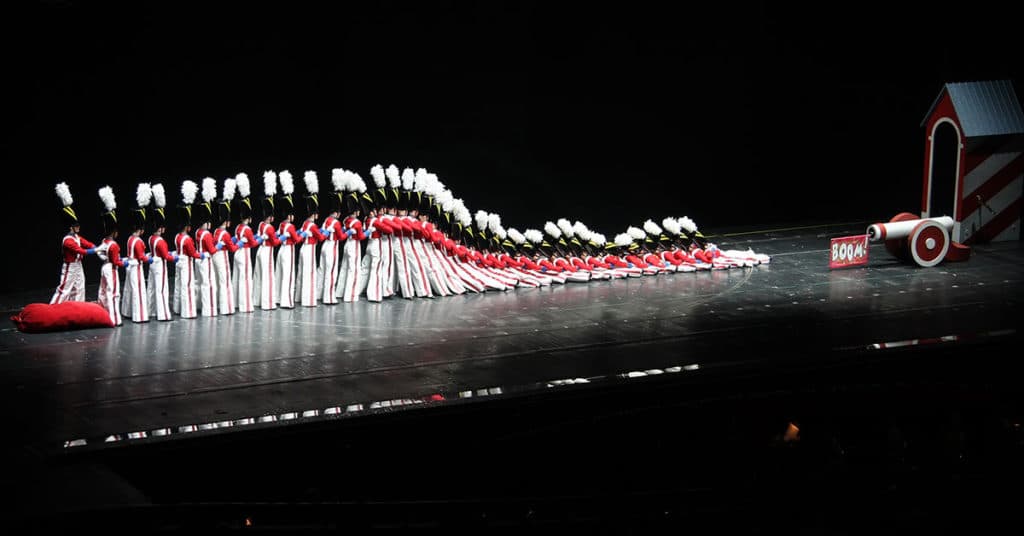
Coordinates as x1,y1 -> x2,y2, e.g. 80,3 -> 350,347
928,120 -> 960,219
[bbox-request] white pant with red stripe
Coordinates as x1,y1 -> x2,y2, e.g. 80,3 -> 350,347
147,258 -> 172,321
390,235 -> 413,299
456,258 -> 510,291
213,250 -> 234,315
50,260 -> 86,304
338,238 -> 362,303
99,262 -> 122,326
297,243 -> 318,307
427,244 -> 466,294
196,256 -> 217,317
122,262 -> 149,322
173,255 -> 198,318
233,248 -> 255,313
275,244 -> 296,308
252,244 -> 276,310
440,253 -> 485,293
318,239 -> 341,304
401,236 -> 431,298
381,235 -> 395,298
362,237 -> 385,302
412,238 -> 449,296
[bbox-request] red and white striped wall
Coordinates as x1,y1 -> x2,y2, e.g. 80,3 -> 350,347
921,92 -> 1022,244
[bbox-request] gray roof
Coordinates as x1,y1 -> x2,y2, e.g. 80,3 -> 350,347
922,80 -> 1024,138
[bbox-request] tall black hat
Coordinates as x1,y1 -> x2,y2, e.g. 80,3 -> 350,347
359,191 -> 375,216
195,178 -> 217,227
301,171 -> 320,218
55,182 -> 80,228
234,173 -> 253,222
276,170 -> 295,220
98,186 -> 118,236
342,190 -> 360,216
178,180 -> 198,229
259,171 -> 277,221
150,183 -> 167,231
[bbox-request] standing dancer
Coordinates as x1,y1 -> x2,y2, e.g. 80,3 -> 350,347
319,169 -> 346,305
194,178 -> 219,317
50,182 -> 96,304
173,180 -> 203,318
232,173 -> 259,314
147,183 -> 177,320
122,183 -> 152,323
274,171 -> 300,309
252,171 -> 280,311
297,171 -> 326,307
338,172 -> 367,303
96,186 -> 127,326
212,178 -> 239,315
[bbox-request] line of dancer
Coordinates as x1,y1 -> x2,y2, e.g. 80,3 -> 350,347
49,166 -> 770,324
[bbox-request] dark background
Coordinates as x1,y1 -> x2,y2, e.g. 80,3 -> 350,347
9,0 -> 1023,293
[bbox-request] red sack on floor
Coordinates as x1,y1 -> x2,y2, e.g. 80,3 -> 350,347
10,301 -> 114,333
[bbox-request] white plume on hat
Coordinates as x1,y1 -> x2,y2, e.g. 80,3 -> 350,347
151,183 -> 166,208
181,180 -> 199,204
234,173 -> 250,198
401,168 -> 415,190
679,216 -> 697,234
590,232 -> 606,245
262,171 -> 277,197
55,182 -> 73,207
508,228 -> 526,244
278,171 -> 294,195
437,189 -> 455,212
643,219 -> 662,236
487,213 -> 502,232
413,168 -> 427,192
524,229 -> 543,244
474,210 -> 490,230
331,168 -> 347,192
557,218 -> 574,237
662,217 -> 681,235
351,172 -> 367,193
385,164 -> 401,188
544,221 -> 561,238
627,226 -> 645,240
222,178 -> 236,202
573,221 -> 592,241
201,178 -> 217,203
98,186 -> 116,212
454,200 -> 472,227
493,226 -> 507,240
370,165 -> 386,187
614,232 -> 633,246
303,171 -> 318,194
424,173 -> 443,197
136,182 -> 153,208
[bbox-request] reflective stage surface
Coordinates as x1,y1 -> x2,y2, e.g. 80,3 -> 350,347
2,222 -> 1023,529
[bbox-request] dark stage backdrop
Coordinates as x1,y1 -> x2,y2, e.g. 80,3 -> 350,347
9,1 -> 1022,293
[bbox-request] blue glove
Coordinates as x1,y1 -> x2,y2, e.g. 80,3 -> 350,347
540,266 -> 547,272
86,248 -> 95,255
319,231 -> 329,240
323,227 -> 334,234
299,231 -> 310,238
146,255 -> 154,265
255,236 -> 264,245
347,229 -> 356,237
277,233 -> 286,241
201,252 -> 209,260
172,253 -> 179,263
231,236 -> 240,245
627,262 -> 635,268
215,242 -> 224,251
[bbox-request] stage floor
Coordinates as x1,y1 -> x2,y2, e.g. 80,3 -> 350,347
2,221 -> 1022,454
